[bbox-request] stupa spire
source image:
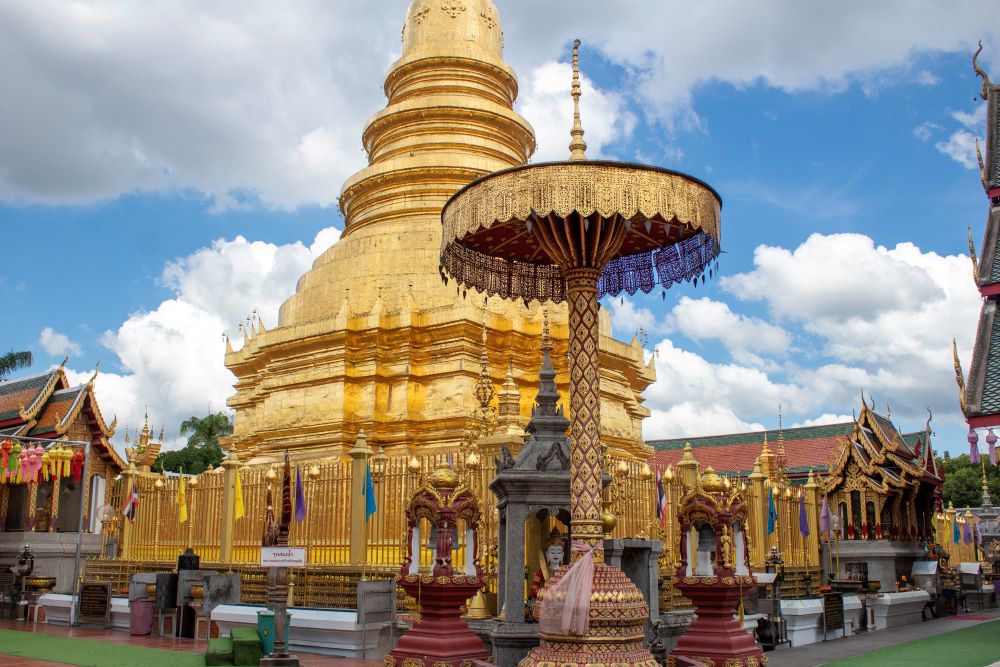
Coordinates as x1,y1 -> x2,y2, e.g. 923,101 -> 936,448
568,39 -> 588,161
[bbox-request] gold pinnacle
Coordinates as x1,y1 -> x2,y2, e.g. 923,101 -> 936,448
568,39 -> 588,161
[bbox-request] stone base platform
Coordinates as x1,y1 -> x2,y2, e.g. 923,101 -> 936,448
0,532 -> 102,594
212,604 -> 381,658
38,593 -> 129,629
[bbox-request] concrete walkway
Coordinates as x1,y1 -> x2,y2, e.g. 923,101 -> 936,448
765,609 -> 1000,667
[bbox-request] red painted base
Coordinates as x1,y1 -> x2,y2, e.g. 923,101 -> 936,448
387,575 -> 490,667
669,576 -> 766,667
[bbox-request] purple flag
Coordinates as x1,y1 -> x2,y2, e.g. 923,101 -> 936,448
798,493 -> 809,537
963,518 -> 973,544
975,518 -> 983,546
820,495 -> 832,535
294,466 -> 306,522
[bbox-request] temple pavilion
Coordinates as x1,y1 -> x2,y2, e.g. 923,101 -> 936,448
0,359 -> 123,534
651,396 -> 943,542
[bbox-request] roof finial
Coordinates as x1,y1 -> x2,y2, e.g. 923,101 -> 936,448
974,40 -> 991,101
568,39 -> 588,161
969,225 -> 980,278
954,338 -> 968,413
977,138 -> 988,191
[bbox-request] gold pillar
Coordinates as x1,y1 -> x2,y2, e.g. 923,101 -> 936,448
348,430 -> 373,566
677,443 -> 699,489
120,464 -> 137,558
946,502 -> 957,556
748,459 -> 767,565
804,471 -> 819,566
219,453 -> 240,563
49,476 -> 61,532
26,481 -> 38,532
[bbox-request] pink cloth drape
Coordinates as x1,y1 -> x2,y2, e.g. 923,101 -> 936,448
539,541 -> 595,636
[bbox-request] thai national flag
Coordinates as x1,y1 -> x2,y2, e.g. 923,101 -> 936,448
656,470 -> 667,526
122,482 -> 138,522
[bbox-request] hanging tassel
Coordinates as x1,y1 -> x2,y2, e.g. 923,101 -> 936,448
988,429 -> 997,466
970,429 -> 981,464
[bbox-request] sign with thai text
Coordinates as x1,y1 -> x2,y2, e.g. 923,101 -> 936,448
260,547 -> 306,567
78,581 -> 111,626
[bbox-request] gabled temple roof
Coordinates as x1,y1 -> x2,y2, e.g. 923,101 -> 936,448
963,299 -> 1000,425
650,422 -> 853,476
0,363 -> 67,424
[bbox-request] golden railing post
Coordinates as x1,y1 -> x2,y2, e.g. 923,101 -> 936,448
348,430 -> 373,566
219,453 -> 240,563
120,463 -> 137,558
748,458 -> 767,567
677,443 -> 699,488
803,472 -> 816,568
946,502 -> 957,556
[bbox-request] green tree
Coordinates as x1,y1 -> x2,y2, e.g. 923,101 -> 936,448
0,350 -> 32,379
152,412 -> 232,475
939,453 -> 1000,508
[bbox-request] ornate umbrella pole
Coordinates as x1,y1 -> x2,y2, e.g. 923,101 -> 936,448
441,40 -> 721,666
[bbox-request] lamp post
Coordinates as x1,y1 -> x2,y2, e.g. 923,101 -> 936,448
764,545 -> 786,648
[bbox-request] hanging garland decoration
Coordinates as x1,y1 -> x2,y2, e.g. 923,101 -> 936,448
71,449 -> 85,482
0,440 -> 10,472
5,443 -> 20,483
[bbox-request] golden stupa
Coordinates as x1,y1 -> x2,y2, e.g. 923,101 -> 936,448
224,0 -> 655,461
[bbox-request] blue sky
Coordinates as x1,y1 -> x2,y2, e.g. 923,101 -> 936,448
1,1 -> 997,456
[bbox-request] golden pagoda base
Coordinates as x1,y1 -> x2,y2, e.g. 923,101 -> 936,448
518,562 -> 657,667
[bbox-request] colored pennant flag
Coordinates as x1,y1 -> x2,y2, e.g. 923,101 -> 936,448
656,469 -> 667,526
953,514 -> 960,544
363,462 -> 377,519
975,517 -> 983,547
295,466 -> 307,522
234,468 -> 245,520
963,518 -> 973,544
820,494 -> 832,536
177,468 -> 188,525
767,486 -> 778,535
798,493 -> 809,537
121,480 -> 138,522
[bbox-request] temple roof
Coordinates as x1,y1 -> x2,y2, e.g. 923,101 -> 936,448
0,366 -> 124,473
649,422 -> 853,476
963,299 -> 1000,424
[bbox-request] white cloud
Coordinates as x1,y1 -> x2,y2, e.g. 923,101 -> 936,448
792,414 -> 854,428
1,1 -> 996,207
518,61 -> 635,162
68,227 -> 341,452
666,296 -> 791,358
936,130 -> 980,169
38,327 -> 82,357
913,121 -> 941,142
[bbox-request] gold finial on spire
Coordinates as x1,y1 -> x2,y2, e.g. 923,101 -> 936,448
954,338 -> 968,413
474,318 -> 495,409
568,39 -> 588,161
974,40 -> 991,101
969,225 -> 980,278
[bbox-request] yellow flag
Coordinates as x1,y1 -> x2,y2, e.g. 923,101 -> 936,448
177,468 -> 188,524
234,469 -> 245,520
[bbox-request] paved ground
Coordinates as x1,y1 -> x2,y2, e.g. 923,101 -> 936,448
0,619 -> 383,666
765,608 -> 1000,667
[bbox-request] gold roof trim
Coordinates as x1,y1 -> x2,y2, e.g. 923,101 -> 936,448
441,161 -> 722,251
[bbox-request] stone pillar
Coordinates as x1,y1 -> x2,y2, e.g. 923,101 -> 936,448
219,453 -> 240,563
348,431 -> 372,566
748,459 -> 767,566
49,476 -> 61,532
26,481 -> 38,532
501,504 -> 527,623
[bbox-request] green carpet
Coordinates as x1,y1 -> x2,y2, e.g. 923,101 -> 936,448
0,628 -> 204,667
827,620 -> 1000,666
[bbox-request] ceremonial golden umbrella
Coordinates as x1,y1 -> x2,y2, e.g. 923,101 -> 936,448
441,41 -> 721,665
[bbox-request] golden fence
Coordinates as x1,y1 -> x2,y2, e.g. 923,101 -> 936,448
100,444 -> 840,611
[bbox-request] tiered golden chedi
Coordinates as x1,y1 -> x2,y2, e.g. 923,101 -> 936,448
225,0 -> 654,461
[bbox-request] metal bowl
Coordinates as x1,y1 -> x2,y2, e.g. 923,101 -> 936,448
24,576 -> 56,592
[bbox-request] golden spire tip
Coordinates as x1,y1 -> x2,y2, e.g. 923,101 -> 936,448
568,38 -> 588,161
